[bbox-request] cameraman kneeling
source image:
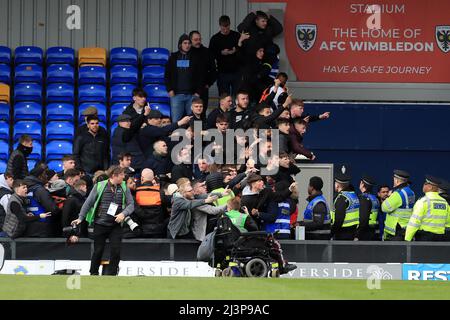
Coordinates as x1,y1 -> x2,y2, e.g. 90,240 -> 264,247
72,166 -> 134,276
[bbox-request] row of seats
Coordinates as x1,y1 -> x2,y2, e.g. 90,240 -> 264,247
0,46 -> 169,67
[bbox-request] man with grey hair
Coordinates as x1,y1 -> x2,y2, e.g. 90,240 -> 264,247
145,140 -> 173,177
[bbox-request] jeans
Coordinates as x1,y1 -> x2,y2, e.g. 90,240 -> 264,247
89,223 -> 123,275
217,72 -> 241,97
170,94 -> 194,122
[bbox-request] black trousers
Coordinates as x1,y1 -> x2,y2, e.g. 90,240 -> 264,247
414,230 -> 446,242
385,226 -> 406,241
90,223 -> 123,276
333,226 -> 357,240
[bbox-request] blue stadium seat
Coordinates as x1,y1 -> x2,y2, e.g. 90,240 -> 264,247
78,84 -> 106,103
13,102 -> 42,121
46,64 -> 75,84
110,65 -> 138,85
0,46 -> 11,64
46,83 -> 74,103
14,83 -> 42,102
142,47 -> 170,66
46,140 -> 73,160
0,160 -> 6,173
27,160 -> 37,171
14,46 -> 43,65
46,103 -> 74,121
149,103 -> 171,117
110,103 -> 128,122
14,121 -> 42,141
110,122 -> 118,136
47,159 -> 63,172
0,103 -> 9,120
144,84 -> 170,103
78,102 -> 107,122
14,64 -> 43,83
13,140 -> 42,160
46,121 -> 74,140
78,65 -> 107,85
46,47 -> 75,65
142,65 -> 165,85
0,140 -> 9,160
110,47 -> 138,66
0,121 -> 8,140
0,64 -> 11,84
110,84 -> 134,104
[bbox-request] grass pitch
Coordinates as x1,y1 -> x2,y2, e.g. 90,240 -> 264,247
1,275 -> 450,300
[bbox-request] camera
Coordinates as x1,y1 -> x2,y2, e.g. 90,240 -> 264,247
123,216 -> 139,231
62,224 -> 80,238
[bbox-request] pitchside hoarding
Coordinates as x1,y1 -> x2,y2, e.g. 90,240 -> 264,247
402,264 -> 450,281
251,0 -> 450,83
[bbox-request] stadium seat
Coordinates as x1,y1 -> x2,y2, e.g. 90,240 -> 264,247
14,121 -> 42,141
0,121 -> 8,140
46,64 -> 75,84
14,83 -> 42,102
13,140 -> 42,160
110,47 -> 138,66
78,65 -> 107,85
0,83 -> 10,104
0,64 -> 11,84
78,102 -> 107,122
0,160 -> 6,173
110,84 -> 134,104
149,103 -> 171,117
78,47 -> 107,67
78,85 -> 106,103
110,103 -> 128,122
46,47 -> 75,65
27,160 -> 37,171
110,122 -> 118,136
13,102 -> 42,121
47,159 -> 63,172
46,103 -> 74,121
142,65 -> 165,85
46,140 -> 73,160
144,84 -> 170,103
0,103 -> 9,120
110,65 -> 138,85
46,83 -> 74,103
0,46 -> 11,64
14,64 -> 43,83
142,47 -> 170,66
46,121 -> 74,140
0,140 -> 9,160
14,46 -> 43,65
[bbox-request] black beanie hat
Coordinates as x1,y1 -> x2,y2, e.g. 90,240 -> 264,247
178,34 -> 190,50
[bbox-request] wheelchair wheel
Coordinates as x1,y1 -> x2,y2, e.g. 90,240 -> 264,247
245,258 -> 268,277
222,267 -> 236,277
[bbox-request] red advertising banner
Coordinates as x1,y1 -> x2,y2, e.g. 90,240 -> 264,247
250,0 -> 450,83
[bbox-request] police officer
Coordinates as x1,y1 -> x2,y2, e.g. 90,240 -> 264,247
438,179 -> 450,241
355,175 -> 380,241
381,170 -> 415,241
331,173 -> 360,240
298,176 -> 331,240
405,176 -> 449,241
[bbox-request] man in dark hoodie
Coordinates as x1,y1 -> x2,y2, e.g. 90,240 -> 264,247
189,30 -> 217,118
24,165 -> 62,237
0,173 -> 14,236
165,34 -> 204,123
6,134 -> 33,180
62,179 -> 88,240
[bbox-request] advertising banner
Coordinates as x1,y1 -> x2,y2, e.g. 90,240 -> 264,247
403,264 -> 450,281
250,0 -> 450,83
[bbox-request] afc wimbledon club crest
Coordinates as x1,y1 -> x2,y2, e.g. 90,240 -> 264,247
436,26 -> 450,53
296,24 -> 317,52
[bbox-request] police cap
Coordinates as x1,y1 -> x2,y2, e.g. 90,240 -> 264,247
424,175 -> 441,187
335,172 -> 351,184
393,169 -> 410,180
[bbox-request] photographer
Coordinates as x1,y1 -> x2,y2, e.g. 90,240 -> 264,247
72,166 -> 134,276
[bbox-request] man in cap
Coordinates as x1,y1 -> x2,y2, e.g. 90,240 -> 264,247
355,175 -> 380,241
111,114 -> 144,170
381,170 -> 415,241
438,180 -> 450,241
298,176 -> 331,240
331,173 -> 359,240
139,110 -> 191,158
405,176 -> 449,241
165,33 -> 205,122
76,106 -> 108,137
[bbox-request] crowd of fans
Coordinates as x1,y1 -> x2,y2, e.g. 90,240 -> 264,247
0,11 -> 335,243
